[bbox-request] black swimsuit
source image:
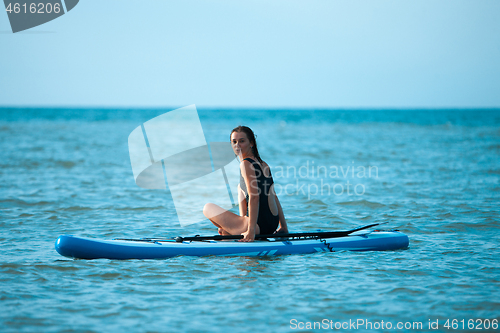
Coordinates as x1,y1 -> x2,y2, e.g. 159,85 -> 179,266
240,158 -> 280,234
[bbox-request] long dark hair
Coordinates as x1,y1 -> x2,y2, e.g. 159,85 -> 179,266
230,125 -> 263,164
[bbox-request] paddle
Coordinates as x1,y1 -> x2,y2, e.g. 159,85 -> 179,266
173,222 -> 384,242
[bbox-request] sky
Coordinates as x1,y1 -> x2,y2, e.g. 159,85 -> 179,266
1,0 -> 499,109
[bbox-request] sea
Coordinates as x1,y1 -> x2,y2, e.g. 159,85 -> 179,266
1,108 -> 499,332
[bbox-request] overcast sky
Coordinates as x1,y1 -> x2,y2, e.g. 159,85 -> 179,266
1,0 -> 499,108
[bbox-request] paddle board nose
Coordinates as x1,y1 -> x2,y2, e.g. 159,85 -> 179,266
55,235 -> 76,258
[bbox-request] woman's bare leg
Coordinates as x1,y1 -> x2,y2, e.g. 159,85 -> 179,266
203,203 -> 260,235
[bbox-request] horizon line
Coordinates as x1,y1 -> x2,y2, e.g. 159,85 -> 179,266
1,105 -> 499,111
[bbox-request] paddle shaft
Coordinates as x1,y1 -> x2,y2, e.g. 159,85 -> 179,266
174,222 -> 382,242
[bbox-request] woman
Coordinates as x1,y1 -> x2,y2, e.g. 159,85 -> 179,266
203,126 -> 288,242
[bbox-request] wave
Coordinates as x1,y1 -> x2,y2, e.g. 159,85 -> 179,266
0,199 -> 55,208
303,199 -> 328,208
1,108 -> 499,127
336,200 -> 386,209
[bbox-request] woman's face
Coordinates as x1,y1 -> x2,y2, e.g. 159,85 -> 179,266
231,131 -> 252,158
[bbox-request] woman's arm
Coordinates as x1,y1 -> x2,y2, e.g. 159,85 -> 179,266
237,184 -> 247,217
240,160 -> 259,242
274,192 -> 288,234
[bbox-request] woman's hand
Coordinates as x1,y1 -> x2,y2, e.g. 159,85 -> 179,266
274,226 -> 288,234
240,228 -> 255,242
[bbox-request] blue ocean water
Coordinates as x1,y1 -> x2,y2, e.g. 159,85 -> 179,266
1,108 -> 499,332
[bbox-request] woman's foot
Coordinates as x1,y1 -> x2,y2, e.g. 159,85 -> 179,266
218,228 -> 230,236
